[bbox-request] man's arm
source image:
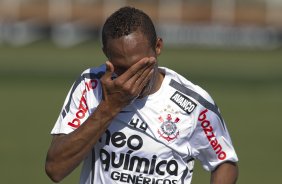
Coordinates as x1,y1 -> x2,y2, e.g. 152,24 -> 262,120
45,102 -> 121,183
210,161 -> 239,184
45,58 -> 156,183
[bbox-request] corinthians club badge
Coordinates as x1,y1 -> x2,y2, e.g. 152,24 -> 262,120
158,114 -> 180,142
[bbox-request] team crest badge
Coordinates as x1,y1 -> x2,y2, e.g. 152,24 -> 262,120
158,114 -> 180,142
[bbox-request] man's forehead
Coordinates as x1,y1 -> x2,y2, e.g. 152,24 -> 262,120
108,31 -> 150,48
107,32 -> 152,59
122,32 -> 149,44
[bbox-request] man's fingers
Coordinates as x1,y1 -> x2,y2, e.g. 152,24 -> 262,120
137,64 -> 154,83
102,57 -> 156,102
133,58 -> 156,94
126,57 -> 156,85
131,63 -> 154,86
135,68 -> 154,93
119,57 -> 155,98
119,57 -> 156,82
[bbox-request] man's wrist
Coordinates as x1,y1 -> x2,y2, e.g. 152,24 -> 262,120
89,101 -> 122,123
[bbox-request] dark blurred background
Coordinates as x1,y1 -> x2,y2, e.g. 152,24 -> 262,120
0,1 -> 281,184
1,0 -> 282,48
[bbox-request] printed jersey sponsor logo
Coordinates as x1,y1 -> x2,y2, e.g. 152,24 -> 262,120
98,129 -> 179,183
198,109 -> 227,160
67,79 -> 98,128
170,91 -> 197,114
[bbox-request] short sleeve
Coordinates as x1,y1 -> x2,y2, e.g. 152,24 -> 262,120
189,108 -> 238,171
51,70 -> 102,134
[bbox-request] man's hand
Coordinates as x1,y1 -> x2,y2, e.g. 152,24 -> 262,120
100,57 -> 156,110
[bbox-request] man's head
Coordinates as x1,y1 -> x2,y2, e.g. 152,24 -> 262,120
102,6 -> 157,54
101,6 -> 163,98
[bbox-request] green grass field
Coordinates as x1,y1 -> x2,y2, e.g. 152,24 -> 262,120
1,41 -> 281,184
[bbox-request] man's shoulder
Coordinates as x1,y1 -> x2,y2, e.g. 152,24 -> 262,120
163,67 -> 215,105
80,64 -> 106,80
69,65 -> 106,91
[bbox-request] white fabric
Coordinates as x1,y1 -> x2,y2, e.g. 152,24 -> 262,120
51,66 -> 238,184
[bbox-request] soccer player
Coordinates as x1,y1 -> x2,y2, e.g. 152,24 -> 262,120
45,6 -> 238,184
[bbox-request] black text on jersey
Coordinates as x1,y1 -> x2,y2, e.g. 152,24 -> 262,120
170,91 -> 197,114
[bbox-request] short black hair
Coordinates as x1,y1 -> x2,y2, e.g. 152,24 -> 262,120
102,6 -> 157,50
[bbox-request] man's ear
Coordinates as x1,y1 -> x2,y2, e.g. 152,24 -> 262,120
155,37 -> 163,56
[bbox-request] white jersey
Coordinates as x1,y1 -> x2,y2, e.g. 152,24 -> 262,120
51,65 -> 238,184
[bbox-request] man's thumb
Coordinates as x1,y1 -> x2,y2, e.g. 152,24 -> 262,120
104,61 -> 114,78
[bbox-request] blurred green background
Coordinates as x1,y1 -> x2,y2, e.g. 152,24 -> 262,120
0,41 -> 281,184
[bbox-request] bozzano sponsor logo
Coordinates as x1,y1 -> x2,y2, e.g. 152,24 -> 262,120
198,109 -> 227,160
68,79 -> 98,128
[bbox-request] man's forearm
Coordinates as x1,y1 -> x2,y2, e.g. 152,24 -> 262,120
211,162 -> 239,184
45,102 -> 121,183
